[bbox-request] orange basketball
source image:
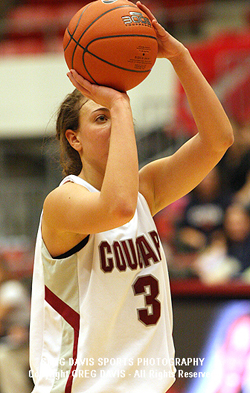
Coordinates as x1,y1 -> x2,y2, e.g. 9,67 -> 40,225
63,0 -> 158,92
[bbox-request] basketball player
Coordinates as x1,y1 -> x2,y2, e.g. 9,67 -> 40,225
29,2 -> 234,392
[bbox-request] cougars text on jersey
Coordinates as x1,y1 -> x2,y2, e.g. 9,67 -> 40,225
99,230 -> 161,273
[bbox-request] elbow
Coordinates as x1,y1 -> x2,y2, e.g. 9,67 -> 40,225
216,125 -> 235,153
111,199 -> 137,227
116,202 -> 137,225
225,125 -> 235,148
100,192 -> 138,230
223,127 -> 234,152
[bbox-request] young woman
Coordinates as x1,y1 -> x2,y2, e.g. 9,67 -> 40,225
29,2 -> 234,392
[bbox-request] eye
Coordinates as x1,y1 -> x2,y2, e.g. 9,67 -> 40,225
95,114 -> 108,123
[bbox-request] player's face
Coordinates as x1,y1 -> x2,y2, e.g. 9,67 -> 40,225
77,99 -> 111,166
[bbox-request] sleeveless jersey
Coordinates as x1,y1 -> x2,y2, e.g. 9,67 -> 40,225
30,175 -> 176,393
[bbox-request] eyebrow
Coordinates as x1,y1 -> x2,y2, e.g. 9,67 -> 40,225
92,107 -> 109,114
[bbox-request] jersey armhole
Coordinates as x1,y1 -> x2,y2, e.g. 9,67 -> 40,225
54,235 -> 90,259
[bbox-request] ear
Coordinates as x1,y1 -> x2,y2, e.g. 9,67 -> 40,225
65,129 -> 82,152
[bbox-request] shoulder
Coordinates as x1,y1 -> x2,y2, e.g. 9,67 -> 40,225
43,181 -> 90,227
44,181 -> 89,209
42,181 -> 92,256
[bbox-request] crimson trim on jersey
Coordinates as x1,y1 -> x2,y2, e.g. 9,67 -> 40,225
54,235 -> 90,259
45,286 -> 80,392
65,329 -> 79,393
45,286 -> 80,331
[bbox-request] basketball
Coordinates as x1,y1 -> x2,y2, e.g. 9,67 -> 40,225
63,0 -> 158,91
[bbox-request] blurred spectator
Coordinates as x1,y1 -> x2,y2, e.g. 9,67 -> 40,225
174,166 -> 232,253
193,229 -> 240,284
155,167 -> 233,279
223,203 -> 250,281
162,121 -> 250,282
0,255 -> 31,393
219,120 -> 250,195
233,170 -> 250,207
194,203 -> 250,283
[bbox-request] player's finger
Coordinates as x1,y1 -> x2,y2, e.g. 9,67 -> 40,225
70,69 -> 92,89
136,1 -> 157,24
67,71 -> 92,97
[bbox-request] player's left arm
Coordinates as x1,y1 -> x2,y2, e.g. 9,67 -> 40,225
138,2 -> 234,216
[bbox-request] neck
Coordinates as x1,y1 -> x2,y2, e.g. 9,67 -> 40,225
78,163 -> 105,191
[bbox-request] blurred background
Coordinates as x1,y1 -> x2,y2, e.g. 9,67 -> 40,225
0,0 -> 250,392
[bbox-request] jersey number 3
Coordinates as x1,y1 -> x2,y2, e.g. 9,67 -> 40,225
132,274 -> 161,326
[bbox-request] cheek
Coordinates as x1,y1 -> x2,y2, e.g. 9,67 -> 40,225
95,124 -> 111,143
82,126 -> 110,155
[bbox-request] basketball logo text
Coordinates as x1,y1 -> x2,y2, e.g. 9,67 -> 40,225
121,12 -> 151,27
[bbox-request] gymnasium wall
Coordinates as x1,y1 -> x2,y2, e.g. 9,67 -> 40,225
0,55 -> 176,138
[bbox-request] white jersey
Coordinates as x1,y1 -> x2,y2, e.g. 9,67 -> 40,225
30,175 -> 175,393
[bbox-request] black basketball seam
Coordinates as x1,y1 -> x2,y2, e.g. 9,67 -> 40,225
81,62 -> 98,84
85,51 -> 154,73
65,4 -> 92,68
70,33 -> 156,84
64,3 -> 92,53
68,4 -> 140,70
67,32 -> 156,54
76,4 -> 138,43
68,32 -> 157,48
83,35 -> 157,74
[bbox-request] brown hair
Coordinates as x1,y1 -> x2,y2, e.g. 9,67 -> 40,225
56,89 -> 88,176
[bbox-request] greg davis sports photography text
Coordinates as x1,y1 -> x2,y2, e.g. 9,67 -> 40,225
29,356 -> 210,381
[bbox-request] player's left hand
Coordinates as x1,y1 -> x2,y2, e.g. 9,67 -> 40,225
136,1 -> 186,61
